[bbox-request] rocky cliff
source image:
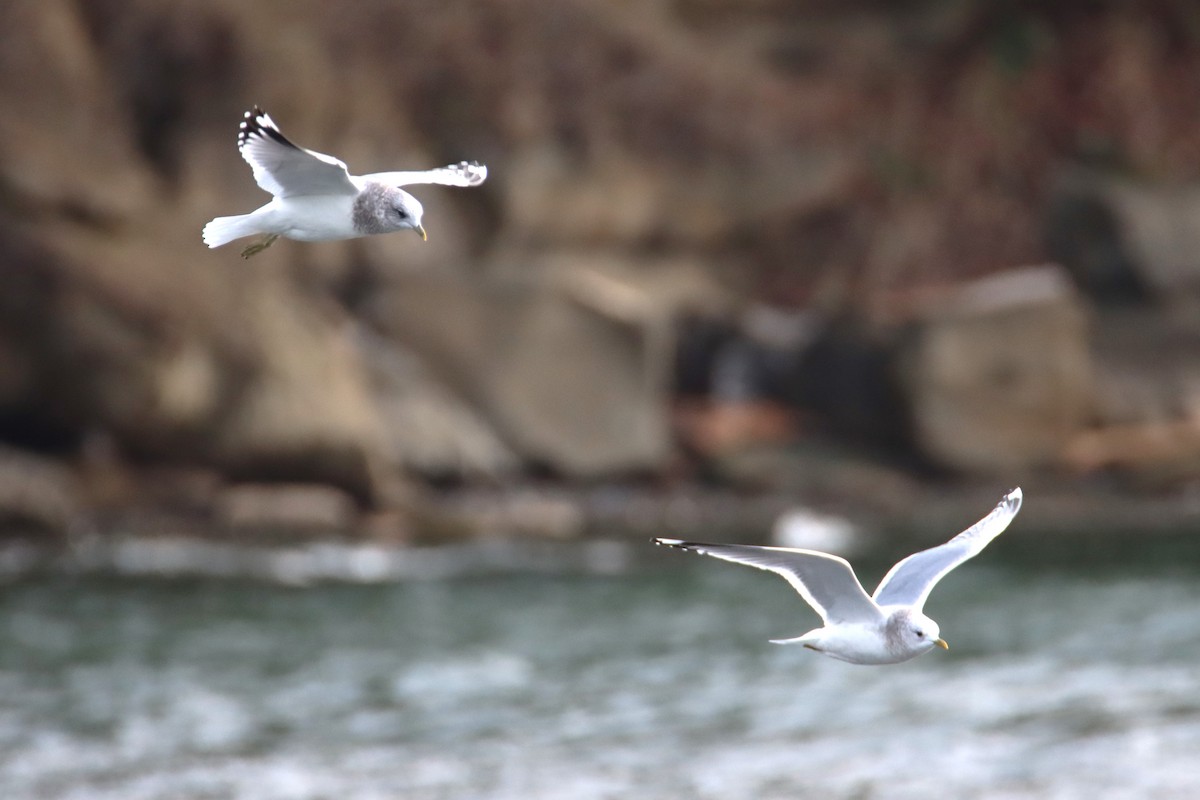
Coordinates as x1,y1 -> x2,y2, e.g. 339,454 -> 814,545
2,0 -> 1200,541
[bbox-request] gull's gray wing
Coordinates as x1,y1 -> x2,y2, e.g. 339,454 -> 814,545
872,487 -> 1022,611
653,539 -> 883,625
238,107 -> 358,198
363,161 -> 488,188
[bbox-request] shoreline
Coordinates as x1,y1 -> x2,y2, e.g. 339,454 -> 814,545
5,477 -> 1199,584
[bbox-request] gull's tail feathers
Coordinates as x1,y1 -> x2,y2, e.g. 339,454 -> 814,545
202,213 -> 262,248
768,636 -> 810,645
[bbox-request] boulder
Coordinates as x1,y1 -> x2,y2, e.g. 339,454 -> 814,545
0,219 -> 387,501
0,445 -> 79,538
898,265 -> 1094,473
1046,171 -> 1200,303
1102,180 -> 1200,296
0,1 -> 401,501
1060,308 -> 1200,482
1044,177 -> 1149,305
215,482 -> 357,537
356,328 -> 520,479
369,261 -> 692,477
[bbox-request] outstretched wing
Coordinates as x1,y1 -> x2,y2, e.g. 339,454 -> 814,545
653,539 -> 883,625
363,161 -> 488,188
872,487 -> 1023,611
238,107 -> 357,198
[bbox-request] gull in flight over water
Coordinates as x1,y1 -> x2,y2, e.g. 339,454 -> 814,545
203,106 -> 488,258
654,487 -> 1022,665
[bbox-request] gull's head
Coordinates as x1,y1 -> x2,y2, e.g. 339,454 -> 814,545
907,613 -> 947,654
385,188 -> 426,240
889,610 -> 948,656
354,183 -> 428,240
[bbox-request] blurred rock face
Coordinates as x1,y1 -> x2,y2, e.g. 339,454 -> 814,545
3,0 -> 811,495
898,266 -> 1093,473
3,0 -> 1200,535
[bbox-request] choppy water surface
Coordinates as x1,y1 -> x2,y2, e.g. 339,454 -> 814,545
2,535 -> 1200,799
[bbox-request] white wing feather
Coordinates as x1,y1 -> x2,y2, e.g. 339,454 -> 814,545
238,107 -> 357,198
872,487 -> 1022,611
363,161 -> 488,188
654,539 -> 883,625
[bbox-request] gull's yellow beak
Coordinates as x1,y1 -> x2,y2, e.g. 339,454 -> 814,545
933,638 -> 949,650
414,224 -> 427,241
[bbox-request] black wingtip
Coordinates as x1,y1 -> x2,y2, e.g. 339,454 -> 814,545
448,160 -> 488,185
652,538 -> 695,551
238,106 -> 300,151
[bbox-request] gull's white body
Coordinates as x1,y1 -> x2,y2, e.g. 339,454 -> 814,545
764,605 -> 943,665
231,194 -> 358,242
202,107 -> 487,255
654,487 -> 1023,665
785,619 -> 905,665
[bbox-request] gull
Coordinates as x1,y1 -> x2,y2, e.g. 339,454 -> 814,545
202,106 -> 488,258
654,487 -> 1022,665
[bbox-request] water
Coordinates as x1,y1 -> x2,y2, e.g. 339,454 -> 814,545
2,538 -> 1200,799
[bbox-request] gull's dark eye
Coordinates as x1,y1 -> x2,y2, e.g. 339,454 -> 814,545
915,630 -> 925,638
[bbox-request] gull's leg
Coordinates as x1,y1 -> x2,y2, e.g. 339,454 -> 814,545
240,234 -> 280,259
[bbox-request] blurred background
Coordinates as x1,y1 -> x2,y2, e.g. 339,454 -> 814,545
2,1 -> 1200,797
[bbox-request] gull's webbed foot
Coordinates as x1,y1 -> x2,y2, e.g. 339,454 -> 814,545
240,234 -> 280,259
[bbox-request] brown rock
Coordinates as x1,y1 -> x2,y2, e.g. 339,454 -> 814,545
215,482 -> 357,536
0,446 -> 79,538
1,0 -> 835,498
0,2 -> 398,501
0,0 -> 157,224
898,265 -> 1094,473
1077,176 -> 1200,297
446,489 -> 586,540
357,328 -> 520,479
371,267 -> 679,477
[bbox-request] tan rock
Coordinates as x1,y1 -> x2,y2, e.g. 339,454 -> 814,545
0,445 -> 79,538
0,0 -> 156,223
372,267 -> 679,476
899,265 -> 1094,472
215,482 -> 358,535
357,329 -> 520,479
1091,178 -> 1200,295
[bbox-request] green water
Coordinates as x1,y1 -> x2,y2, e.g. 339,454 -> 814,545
1,537 -> 1199,799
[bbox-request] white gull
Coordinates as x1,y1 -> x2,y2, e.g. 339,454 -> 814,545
203,106 -> 487,258
654,487 -> 1023,665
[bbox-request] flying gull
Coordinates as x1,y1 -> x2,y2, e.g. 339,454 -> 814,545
203,106 -> 487,258
654,487 -> 1023,665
